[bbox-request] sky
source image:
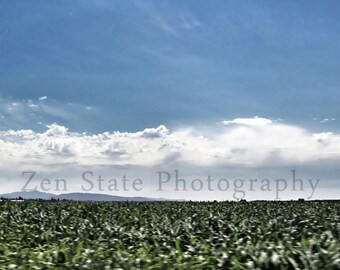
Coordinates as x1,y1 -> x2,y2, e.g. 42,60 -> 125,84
0,1 -> 340,200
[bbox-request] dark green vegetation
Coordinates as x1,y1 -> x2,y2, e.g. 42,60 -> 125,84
0,201 -> 339,269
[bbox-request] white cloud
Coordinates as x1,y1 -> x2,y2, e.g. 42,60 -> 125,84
220,116 -> 272,126
45,123 -> 68,136
313,117 -> 336,123
0,98 -> 73,127
320,118 -> 336,123
139,125 -> 169,138
0,119 -> 340,170
0,118 -> 340,199
38,96 -> 48,101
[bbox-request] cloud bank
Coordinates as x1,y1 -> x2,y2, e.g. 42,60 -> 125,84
1,117 -> 340,170
0,116 -> 339,199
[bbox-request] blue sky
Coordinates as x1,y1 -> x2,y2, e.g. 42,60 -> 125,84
1,0 -> 340,132
1,1 -> 340,199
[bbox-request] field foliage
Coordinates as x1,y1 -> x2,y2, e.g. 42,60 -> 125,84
0,201 -> 339,269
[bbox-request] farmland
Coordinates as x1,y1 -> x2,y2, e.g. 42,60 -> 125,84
0,201 -> 339,269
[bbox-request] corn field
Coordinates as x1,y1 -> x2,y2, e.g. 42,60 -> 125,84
0,201 -> 339,269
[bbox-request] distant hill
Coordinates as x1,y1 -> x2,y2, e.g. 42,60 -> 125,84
0,191 -> 168,201
1,191 -> 55,200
